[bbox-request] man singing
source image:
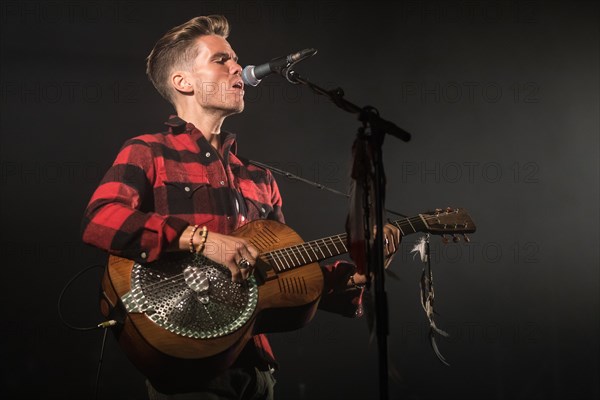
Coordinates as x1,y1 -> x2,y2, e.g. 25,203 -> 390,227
82,15 -> 400,399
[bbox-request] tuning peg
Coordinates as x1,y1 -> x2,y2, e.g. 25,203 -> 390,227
442,234 -> 449,244
463,234 -> 470,243
452,234 -> 460,243
446,207 -> 453,213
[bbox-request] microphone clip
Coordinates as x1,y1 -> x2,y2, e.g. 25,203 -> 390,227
242,48 -> 317,87
281,48 -> 317,84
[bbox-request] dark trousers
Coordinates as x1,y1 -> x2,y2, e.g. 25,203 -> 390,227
146,366 -> 276,400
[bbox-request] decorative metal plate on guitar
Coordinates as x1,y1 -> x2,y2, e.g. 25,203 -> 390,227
121,254 -> 258,339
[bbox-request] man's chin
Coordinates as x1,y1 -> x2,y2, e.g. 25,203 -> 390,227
227,102 -> 245,115
205,101 -> 244,117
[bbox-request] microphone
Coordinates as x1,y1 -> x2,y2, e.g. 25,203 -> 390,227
242,48 -> 317,86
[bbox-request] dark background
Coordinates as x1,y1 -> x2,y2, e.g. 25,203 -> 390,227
1,1 -> 598,399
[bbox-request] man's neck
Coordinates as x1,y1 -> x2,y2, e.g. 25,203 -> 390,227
176,107 -> 225,150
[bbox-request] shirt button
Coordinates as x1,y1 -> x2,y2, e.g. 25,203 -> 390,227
140,252 -> 147,259
205,152 -> 211,158
241,216 -> 245,221
227,216 -> 231,220
261,207 -> 266,213
184,186 -> 191,192
220,181 -> 225,186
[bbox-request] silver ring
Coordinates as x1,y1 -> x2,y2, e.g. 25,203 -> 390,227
238,258 -> 250,270
385,237 -> 390,246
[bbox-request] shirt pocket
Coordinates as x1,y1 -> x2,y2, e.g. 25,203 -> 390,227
161,173 -> 215,224
242,191 -> 274,221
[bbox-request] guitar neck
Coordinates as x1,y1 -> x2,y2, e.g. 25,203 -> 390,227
262,214 -> 427,272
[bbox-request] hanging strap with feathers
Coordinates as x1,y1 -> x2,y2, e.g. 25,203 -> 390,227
411,234 -> 450,366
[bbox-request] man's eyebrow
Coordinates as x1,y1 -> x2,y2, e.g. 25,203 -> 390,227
211,52 -> 239,62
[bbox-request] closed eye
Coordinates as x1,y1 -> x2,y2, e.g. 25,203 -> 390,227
211,52 -> 238,65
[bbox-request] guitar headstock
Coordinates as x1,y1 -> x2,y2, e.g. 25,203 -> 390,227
421,207 -> 476,242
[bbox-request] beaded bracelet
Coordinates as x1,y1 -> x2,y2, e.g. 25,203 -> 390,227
196,226 -> 209,254
188,225 -> 200,253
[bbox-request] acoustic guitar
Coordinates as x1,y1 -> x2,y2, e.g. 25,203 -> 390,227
100,207 -> 475,383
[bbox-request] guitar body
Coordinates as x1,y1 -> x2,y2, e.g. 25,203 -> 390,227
100,219 -> 324,383
99,207 -> 475,385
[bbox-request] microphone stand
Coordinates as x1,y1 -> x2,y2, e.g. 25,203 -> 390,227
284,70 -> 411,142
284,69 -> 411,400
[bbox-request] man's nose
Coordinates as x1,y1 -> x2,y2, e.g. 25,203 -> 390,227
230,60 -> 242,75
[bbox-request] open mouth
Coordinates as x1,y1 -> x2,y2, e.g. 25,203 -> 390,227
232,81 -> 244,90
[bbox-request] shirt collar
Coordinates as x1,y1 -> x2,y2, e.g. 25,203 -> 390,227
164,115 -> 237,157
164,115 -> 195,135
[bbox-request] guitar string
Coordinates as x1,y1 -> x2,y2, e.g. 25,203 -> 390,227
136,213 -> 467,292
258,212 -> 468,271
136,237 -> 345,291
135,213 -> 467,291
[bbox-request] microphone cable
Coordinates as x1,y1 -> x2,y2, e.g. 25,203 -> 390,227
57,263 -> 116,400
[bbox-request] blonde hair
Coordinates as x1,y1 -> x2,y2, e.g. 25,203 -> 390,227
146,15 -> 230,103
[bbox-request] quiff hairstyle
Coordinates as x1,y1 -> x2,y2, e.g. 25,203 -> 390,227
146,15 -> 230,104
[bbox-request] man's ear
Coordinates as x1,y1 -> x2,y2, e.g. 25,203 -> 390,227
171,71 -> 194,94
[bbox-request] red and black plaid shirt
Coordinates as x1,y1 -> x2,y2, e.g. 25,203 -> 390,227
82,116 -> 360,372
82,116 -> 284,263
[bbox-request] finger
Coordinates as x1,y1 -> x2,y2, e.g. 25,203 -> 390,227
231,238 -> 256,263
389,238 -> 397,255
236,257 -> 253,280
228,261 -> 243,283
390,224 -> 401,246
384,254 -> 394,268
384,235 -> 391,255
383,244 -> 395,267
246,244 -> 259,261
384,224 -> 401,250
392,227 -> 401,246
387,231 -> 398,254
227,265 -> 244,283
239,245 -> 257,266
235,253 -> 254,282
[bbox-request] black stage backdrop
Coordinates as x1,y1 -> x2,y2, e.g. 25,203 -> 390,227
1,1 -> 598,399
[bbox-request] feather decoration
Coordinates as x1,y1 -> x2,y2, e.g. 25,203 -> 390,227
410,236 -> 428,263
416,235 -> 451,366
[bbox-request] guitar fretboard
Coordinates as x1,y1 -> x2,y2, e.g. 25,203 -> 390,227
262,215 -> 427,272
